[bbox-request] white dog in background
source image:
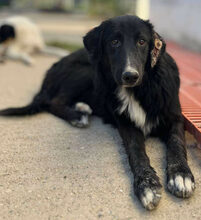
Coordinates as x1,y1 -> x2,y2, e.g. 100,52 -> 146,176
0,16 -> 69,65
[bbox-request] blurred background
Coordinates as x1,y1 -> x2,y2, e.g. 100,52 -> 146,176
0,0 -> 201,52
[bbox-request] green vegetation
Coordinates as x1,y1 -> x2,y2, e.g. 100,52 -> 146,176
46,41 -> 82,52
88,0 -> 128,18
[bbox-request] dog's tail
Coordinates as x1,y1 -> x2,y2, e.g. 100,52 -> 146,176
0,94 -> 47,117
41,46 -> 69,58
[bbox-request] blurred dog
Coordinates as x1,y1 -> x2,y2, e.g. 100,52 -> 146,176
0,16 -> 69,65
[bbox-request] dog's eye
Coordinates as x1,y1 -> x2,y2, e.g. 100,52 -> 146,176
138,39 -> 146,46
111,40 -> 121,47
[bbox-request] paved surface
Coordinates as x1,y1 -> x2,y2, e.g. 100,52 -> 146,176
0,56 -> 201,220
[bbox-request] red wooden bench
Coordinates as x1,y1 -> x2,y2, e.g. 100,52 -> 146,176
167,42 -> 201,143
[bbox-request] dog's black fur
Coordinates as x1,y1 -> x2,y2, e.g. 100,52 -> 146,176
0,24 -> 15,43
0,15 -> 195,210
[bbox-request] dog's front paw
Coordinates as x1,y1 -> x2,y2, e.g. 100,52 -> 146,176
139,186 -> 162,211
167,173 -> 195,198
135,172 -> 162,211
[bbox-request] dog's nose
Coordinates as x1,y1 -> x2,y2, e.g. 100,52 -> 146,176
122,71 -> 139,85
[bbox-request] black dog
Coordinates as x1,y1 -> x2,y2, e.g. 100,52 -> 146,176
0,15 -> 195,210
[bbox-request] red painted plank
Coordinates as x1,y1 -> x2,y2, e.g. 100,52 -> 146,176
167,42 -> 201,144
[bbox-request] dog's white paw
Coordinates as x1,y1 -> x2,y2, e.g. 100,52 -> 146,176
22,55 -> 34,66
167,174 -> 195,198
70,115 -> 89,128
140,187 -> 161,211
75,102 -> 92,115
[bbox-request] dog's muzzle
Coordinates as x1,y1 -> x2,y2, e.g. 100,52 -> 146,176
122,71 -> 139,87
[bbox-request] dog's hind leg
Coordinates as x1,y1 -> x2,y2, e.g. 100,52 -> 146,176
49,98 -> 92,128
6,46 -> 34,65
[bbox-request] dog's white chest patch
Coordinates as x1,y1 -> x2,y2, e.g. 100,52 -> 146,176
117,87 -> 153,135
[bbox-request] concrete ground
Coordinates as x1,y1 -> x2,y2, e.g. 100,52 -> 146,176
0,56 -> 201,220
0,12 -> 201,220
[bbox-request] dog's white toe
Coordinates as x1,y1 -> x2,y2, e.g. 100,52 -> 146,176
140,187 -> 161,211
167,175 -> 195,198
75,102 -> 92,115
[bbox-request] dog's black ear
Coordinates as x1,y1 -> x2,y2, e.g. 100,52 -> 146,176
150,32 -> 166,68
83,24 -> 106,97
83,25 -> 103,62
0,24 -> 15,42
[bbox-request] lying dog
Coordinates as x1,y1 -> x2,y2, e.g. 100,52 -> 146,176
0,15 -> 195,210
0,16 -> 69,65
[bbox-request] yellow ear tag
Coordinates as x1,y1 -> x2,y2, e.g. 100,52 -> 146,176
155,39 -> 162,50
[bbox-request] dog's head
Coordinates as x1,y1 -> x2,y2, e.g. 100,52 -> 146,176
83,15 -> 166,88
0,24 -> 15,44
